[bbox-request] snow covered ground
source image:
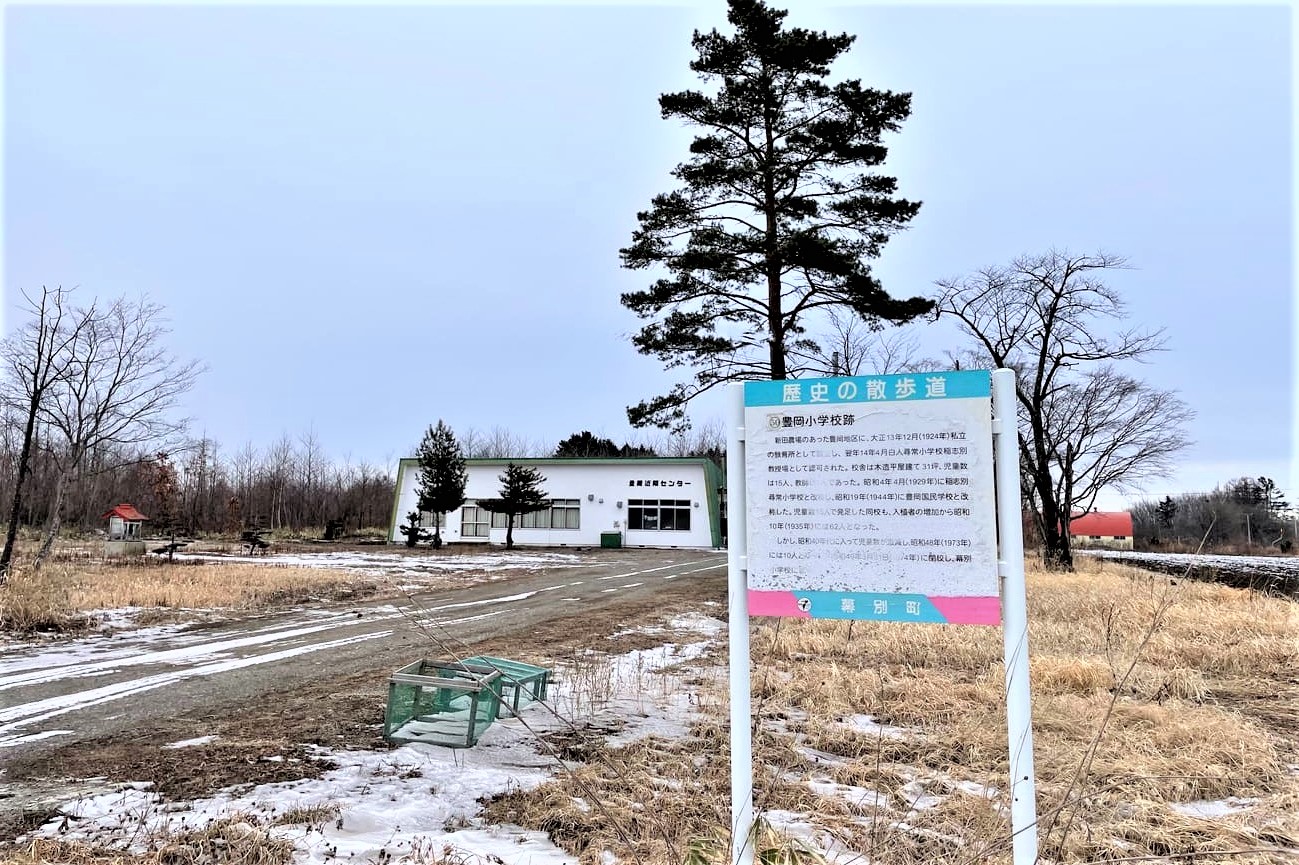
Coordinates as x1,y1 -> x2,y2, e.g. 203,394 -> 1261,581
1079,548 -> 1299,582
17,601 -> 1288,864
170,549 -> 593,580
28,615 -> 729,865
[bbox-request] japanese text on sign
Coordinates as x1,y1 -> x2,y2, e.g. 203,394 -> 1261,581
744,370 -> 999,618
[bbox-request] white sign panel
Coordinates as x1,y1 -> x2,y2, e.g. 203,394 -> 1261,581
743,370 -> 1000,624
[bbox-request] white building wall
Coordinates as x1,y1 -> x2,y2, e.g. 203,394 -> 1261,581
390,460 -> 717,549
1071,534 -> 1134,551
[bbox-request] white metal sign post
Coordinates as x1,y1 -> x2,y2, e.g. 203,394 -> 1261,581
993,368 -> 1039,865
726,392 -> 754,865
726,368 -> 1037,865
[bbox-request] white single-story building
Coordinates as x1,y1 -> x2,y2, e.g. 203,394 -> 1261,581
388,457 -> 724,549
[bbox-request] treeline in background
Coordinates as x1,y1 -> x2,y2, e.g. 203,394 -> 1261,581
0,419 -> 728,540
1131,476 -> 1293,553
0,426 -> 394,539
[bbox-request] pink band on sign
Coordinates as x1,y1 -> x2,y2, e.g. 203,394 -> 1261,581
747,590 -> 811,618
928,596 -> 1002,625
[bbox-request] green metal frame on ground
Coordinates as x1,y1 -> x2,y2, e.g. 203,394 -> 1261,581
460,655 -> 551,718
384,659 -> 504,749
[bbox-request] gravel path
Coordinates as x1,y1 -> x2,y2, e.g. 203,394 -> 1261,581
0,548 -> 726,764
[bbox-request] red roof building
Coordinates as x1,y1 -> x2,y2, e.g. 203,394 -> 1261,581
103,503 -> 148,545
1069,511 -> 1134,550
102,503 -> 148,522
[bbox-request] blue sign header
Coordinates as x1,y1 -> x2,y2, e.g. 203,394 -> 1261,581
744,369 -> 990,407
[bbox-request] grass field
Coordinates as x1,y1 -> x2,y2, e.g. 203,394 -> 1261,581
2,555 -> 1295,865
483,558 -> 1299,865
0,557 -> 378,634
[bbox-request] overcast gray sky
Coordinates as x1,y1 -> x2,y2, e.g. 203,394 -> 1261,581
4,2 -> 1292,508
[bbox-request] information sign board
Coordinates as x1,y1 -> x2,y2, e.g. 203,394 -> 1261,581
743,370 -> 1000,624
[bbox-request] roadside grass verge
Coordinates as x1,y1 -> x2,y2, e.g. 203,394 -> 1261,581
10,815 -> 296,865
484,559 -> 1299,865
0,559 -> 380,635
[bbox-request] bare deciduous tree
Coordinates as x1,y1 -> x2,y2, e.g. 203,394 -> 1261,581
934,249 -> 1193,569
1041,367 -> 1191,515
31,296 -> 202,568
457,425 -> 552,460
263,433 -> 296,532
794,309 -> 928,376
0,286 -> 92,579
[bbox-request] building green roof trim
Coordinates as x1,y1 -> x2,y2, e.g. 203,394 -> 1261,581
701,459 -> 723,548
388,459 -> 413,542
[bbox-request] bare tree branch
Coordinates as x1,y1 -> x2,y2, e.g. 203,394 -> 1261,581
933,250 -> 1193,569
29,295 -> 203,568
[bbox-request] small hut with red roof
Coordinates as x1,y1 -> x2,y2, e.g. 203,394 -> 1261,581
103,503 -> 148,557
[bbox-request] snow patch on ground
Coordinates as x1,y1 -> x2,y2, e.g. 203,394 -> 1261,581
837,713 -> 907,740
1169,797 -> 1258,819
168,550 -> 589,580
794,745 -> 849,768
760,810 -> 863,865
1080,549 -> 1299,577
0,729 -> 73,748
806,776 -> 890,812
30,608 -> 729,864
163,735 -> 218,749
41,734 -> 573,865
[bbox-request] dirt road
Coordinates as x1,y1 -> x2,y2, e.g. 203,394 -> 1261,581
0,548 -> 728,825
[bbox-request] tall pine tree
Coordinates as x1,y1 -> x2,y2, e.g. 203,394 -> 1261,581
619,0 -> 931,431
1257,477 -> 1289,515
475,463 -> 549,551
1156,496 -> 1178,530
414,421 -> 468,549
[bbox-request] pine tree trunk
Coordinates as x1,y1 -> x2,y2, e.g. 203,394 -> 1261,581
32,468 -> 70,571
505,516 -> 514,550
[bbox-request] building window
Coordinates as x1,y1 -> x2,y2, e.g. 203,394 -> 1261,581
552,499 -> 581,529
461,505 -> 491,538
1114,535 -> 1127,540
627,499 -> 691,531
419,511 -> 446,529
519,500 -> 581,530
1090,535 -> 1102,540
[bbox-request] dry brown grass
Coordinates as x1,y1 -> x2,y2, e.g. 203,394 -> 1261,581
484,559 -> 1299,865
0,559 -> 379,634
6,559 -> 1295,865
5,816 -> 296,865
0,570 -> 89,634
